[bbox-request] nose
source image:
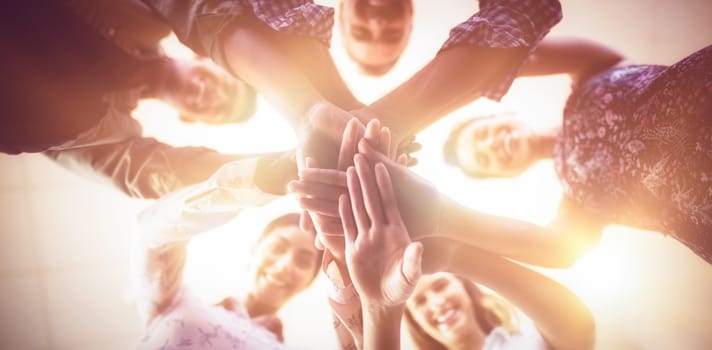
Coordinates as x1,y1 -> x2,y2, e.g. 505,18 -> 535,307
368,19 -> 386,37
473,135 -> 493,155
427,292 -> 447,311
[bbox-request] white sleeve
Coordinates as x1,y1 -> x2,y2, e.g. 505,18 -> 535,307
138,157 -> 279,248
483,316 -> 550,350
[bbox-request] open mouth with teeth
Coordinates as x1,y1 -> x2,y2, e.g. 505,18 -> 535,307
492,130 -> 517,165
431,304 -> 464,333
259,271 -> 291,290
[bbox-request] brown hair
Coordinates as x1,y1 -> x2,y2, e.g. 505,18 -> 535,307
404,275 -> 519,350
255,213 -> 323,285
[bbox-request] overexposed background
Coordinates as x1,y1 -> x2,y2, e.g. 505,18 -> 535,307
1,0 -> 711,349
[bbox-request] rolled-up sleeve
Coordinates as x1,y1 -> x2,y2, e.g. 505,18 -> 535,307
142,0 -> 334,67
440,0 -> 562,100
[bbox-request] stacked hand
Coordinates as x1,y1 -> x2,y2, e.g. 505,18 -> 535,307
340,155 -> 423,306
291,115 -> 438,305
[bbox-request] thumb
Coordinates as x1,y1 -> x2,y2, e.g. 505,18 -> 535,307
401,242 -> 423,286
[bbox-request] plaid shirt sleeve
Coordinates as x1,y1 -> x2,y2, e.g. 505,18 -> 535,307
144,0 -> 334,68
440,0 -> 562,100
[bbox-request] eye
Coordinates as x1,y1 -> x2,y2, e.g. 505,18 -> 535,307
294,252 -> 315,269
474,126 -> 488,139
267,239 -> 288,255
413,295 -> 426,306
432,279 -> 448,292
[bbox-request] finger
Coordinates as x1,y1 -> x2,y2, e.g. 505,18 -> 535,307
354,154 -> 385,227
339,194 -> 357,245
297,168 -> 347,187
313,233 -> 325,251
379,126 -> 393,159
346,166 -> 369,234
364,118 -> 381,152
299,209 -> 314,233
374,163 -> 403,226
337,118 -> 363,170
401,242 -> 424,286
305,157 -> 317,169
358,138 -> 391,164
396,153 -> 408,166
311,212 -> 344,234
298,197 -> 340,217
289,180 -> 346,201
399,139 -> 422,154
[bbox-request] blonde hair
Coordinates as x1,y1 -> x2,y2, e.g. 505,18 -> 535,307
404,275 -> 521,350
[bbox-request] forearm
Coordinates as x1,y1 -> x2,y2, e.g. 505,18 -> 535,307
444,242 -> 595,350
325,253 -> 363,349
437,195 -> 588,267
518,37 -> 625,80
362,304 -> 404,350
138,157 -> 278,247
221,20 -> 325,127
276,33 -> 363,111
45,139 -> 241,199
329,299 -> 363,350
365,46 -> 526,142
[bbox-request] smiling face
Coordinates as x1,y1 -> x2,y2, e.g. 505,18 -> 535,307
406,273 -> 481,347
248,224 -> 320,311
339,0 -> 413,75
167,59 -> 256,124
452,117 -> 538,178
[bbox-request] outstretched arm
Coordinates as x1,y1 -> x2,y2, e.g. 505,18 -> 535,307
428,237 -> 596,350
146,1 -> 363,170
45,134 -> 297,199
354,0 -> 563,143
357,140 -> 604,268
339,157 -> 423,350
518,36 -> 626,81
134,157 -> 279,326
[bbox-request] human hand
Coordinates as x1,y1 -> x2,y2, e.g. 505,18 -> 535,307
350,107 -> 421,166
292,119 -> 402,257
340,155 -> 423,307
294,116 -> 363,258
357,139 -> 441,241
296,101 -> 359,171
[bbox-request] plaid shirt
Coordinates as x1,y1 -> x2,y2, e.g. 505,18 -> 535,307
144,0 -> 334,69
441,0 -> 562,100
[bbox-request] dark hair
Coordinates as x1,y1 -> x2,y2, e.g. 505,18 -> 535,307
255,213 -> 323,285
404,276 -> 513,350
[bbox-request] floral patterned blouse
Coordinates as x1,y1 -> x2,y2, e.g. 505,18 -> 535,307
554,45 -> 712,263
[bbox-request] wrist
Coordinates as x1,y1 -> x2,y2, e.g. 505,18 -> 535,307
363,303 -> 405,320
531,128 -> 558,159
361,302 -> 405,334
